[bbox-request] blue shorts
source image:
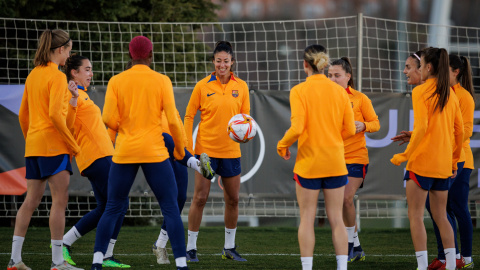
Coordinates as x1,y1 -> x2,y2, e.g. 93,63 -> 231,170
346,164 -> 368,179
404,171 -> 453,191
196,155 -> 241,178
294,174 -> 348,190
25,154 -> 72,180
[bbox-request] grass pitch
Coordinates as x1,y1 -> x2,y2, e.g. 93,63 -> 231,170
0,226 -> 478,269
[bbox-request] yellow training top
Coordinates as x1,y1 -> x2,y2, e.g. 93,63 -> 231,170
391,78 -> 464,178
19,62 -> 80,157
162,110 -> 188,148
344,86 -> 380,164
102,64 -> 185,163
68,87 -> 114,173
452,83 -> 475,169
184,72 -> 250,158
277,74 -> 356,178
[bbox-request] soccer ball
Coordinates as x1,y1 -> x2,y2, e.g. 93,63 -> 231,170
227,114 -> 258,143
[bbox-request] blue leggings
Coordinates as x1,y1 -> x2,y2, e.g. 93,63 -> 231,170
426,163 -> 473,258
94,160 -> 186,259
161,133 -> 190,232
75,156 -> 125,240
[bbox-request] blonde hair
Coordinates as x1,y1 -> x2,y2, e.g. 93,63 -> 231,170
304,44 -> 329,73
34,29 -> 71,67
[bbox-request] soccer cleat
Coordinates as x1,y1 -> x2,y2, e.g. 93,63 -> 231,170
152,243 -> 170,264
63,244 -> 76,266
348,245 -> 365,262
462,260 -> 474,269
90,263 -> 102,270
176,267 -> 189,270
186,249 -> 199,262
428,258 -> 445,270
50,261 -> 84,270
455,256 -> 466,269
199,153 -> 215,180
7,259 -> 31,270
222,246 -> 247,262
102,256 -> 130,268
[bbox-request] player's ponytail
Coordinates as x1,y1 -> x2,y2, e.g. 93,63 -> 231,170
34,29 -> 70,67
331,57 -> 355,88
423,47 -> 450,112
304,44 -> 329,73
213,40 -> 235,71
459,56 -> 475,101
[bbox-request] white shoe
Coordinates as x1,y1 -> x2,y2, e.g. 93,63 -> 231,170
152,244 -> 170,264
51,261 -> 84,270
7,259 -> 32,270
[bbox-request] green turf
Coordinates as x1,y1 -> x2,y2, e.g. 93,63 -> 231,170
0,226 -> 478,269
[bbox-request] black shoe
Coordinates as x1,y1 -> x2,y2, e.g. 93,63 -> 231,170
177,267 -> 189,270
91,263 -> 102,270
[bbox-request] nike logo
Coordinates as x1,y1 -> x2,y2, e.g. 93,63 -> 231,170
85,98 -> 88,100
226,232 -> 231,234
162,232 -> 167,235
416,255 -> 423,258
74,232 -> 80,238
54,244 -> 62,247
207,93 -> 215,97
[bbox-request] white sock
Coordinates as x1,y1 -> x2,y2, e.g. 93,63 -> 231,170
51,239 -> 64,265
300,257 -> 313,270
11,235 -> 24,264
187,230 -> 198,251
464,256 -> 472,264
346,226 -> 355,244
63,226 -> 82,246
187,157 -> 201,174
156,229 -> 169,248
175,257 -> 187,267
224,227 -> 236,249
456,253 -> 461,260
445,248 -> 456,270
336,255 -> 348,270
415,251 -> 428,270
104,239 -> 117,258
353,230 -> 361,247
93,251 -> 104,264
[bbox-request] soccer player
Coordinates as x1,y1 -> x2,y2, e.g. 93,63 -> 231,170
278,44 -> 355,270
90,36 -> 189,270
58,54 -> 129,268
426,54 -> 475,270
184,41 -> 250,262
391,47 -> 464,270
9,29 -> 82,270
328,57 -> 380,262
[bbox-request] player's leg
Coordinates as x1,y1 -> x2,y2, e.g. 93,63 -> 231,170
343,175 -> 364,262
91,163 -> 138,269
405,179 -> 429,270
295,181 -> 320,270
142,161 -> 187,269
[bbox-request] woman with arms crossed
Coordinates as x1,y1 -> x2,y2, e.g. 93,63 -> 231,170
278,44 -> 355,270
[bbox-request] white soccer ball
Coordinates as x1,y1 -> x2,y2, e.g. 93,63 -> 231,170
227,114 -> 258,143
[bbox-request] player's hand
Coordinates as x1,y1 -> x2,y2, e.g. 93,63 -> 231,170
391,131 -> 411,145
68,80 -> 79,98
355,121 -> 366,134
451,170 -> 457,179
282,148 -> 291,160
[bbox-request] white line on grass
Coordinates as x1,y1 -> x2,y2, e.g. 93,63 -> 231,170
0,252 -> 416,257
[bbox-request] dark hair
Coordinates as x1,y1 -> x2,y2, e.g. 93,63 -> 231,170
331,57 -> 354,88
34,29 -> 71,67
409,50 -> 424,69
64,54 -> 89,81
422,47 -> 450,112
125,60 -> 133,70
303,44 -> 329,73
449,54 -> 475,100
213,41 -> 235,71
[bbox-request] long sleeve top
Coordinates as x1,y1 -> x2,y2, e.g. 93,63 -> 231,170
102,64 -> 185,163
452,83 -> 475,169
344,86 -> 380,164
277,74 -> 356,178
19,62 -> 80,157
391,78 -> 464,178
184,72 -> 250,158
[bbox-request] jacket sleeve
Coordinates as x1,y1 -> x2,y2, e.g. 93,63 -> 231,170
162,76 -> 185,160
102,77 -> 121,133
452,101 -> 465,170
277,88 -> 305,157
341,95 -> 356,140
361,94 -> 380,133
18,85 -> 29,139
184,83 -> 202,154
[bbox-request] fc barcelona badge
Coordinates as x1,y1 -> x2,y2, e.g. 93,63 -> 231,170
232,90 -> 239,98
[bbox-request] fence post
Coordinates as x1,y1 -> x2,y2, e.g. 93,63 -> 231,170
357,13 -> 363,93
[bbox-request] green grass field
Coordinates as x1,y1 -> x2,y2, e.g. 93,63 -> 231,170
0,226 -> 478,269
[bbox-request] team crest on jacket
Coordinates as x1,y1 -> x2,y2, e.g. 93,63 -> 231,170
232,90 -> 239,98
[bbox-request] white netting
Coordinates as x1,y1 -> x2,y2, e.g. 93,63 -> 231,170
2,16 -> 479,92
